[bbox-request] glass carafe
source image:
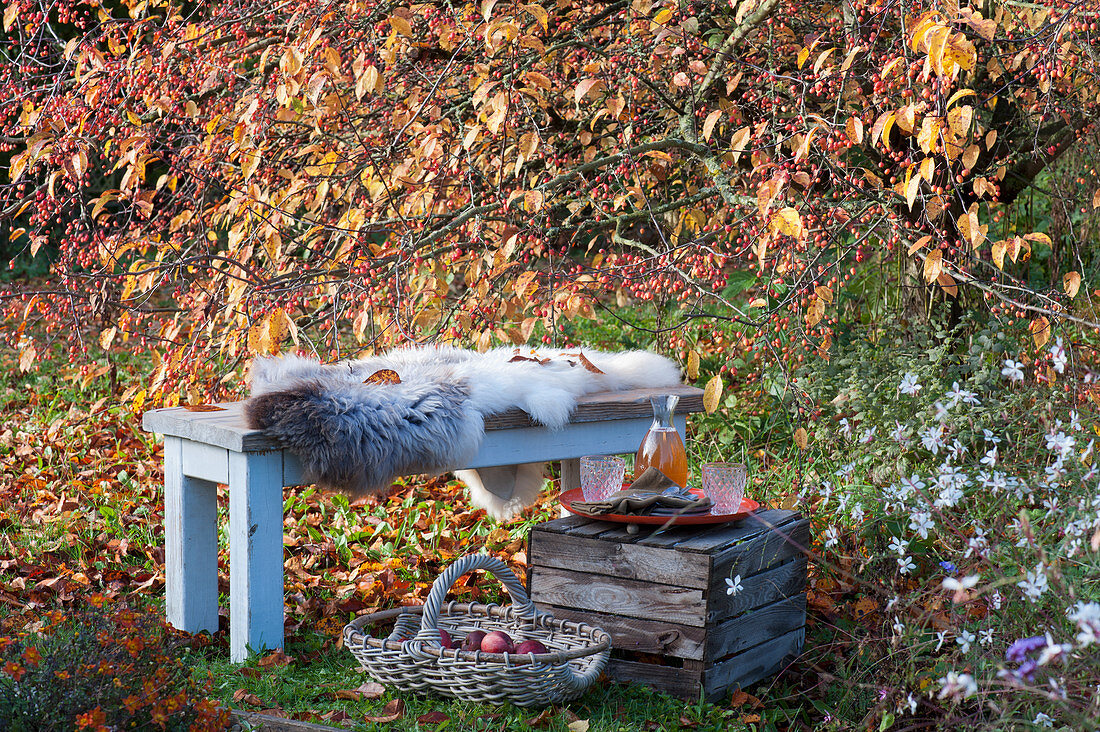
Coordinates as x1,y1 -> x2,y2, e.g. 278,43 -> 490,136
635,394 -> 689,487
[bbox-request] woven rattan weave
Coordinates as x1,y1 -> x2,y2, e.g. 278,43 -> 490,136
343,554 -> 611,707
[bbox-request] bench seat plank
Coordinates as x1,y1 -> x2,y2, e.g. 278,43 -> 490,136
142,384 -> 703,452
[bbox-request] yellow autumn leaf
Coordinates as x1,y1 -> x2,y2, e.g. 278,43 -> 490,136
1030,316 -> 1050,349
1063,271 -> 1081,299
686,350 -> 700,380
702,109 -> 722,142
923,248 -> 943,283
794,427 -> 808,449
389,15 -> 413,37
703,375 -> 723,414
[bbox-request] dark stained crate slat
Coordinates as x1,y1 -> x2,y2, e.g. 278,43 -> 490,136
528,529 -> 711,589
707,557 -> 808,624
528,567 -> 706,626
704,594 -> 806,663
710,518 -> 810,582
535,605 -> 706,660
702,627 -> 805,701
605,660 -> 701,700
660,509 -> 796,552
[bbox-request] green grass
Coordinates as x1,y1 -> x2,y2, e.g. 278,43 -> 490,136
185,633 -> 769,731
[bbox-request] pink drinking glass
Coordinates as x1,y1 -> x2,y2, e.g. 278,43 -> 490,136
580,455 -> 626,501
702,462 -> 748,515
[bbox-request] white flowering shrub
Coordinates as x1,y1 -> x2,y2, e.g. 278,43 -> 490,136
779,317 -> 1100,729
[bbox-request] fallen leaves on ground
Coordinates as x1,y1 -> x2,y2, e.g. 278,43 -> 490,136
364,698 -> 405,723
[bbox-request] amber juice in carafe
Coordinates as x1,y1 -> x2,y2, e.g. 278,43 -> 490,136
635,395 -> 689,487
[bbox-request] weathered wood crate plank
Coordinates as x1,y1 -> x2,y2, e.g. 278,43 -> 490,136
528,567 -> 706,625
537,605 -> 706,659
528,530 -> 711,588
710,517 -> 810,579
604,660 -> 700,700
707,556 -> 807,624
703,627 -> 805,700
705,594 -> 807,662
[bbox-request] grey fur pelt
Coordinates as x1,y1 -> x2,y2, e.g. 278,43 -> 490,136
244,345 -> 681,515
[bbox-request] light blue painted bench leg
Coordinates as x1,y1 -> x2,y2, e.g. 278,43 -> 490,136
164,436 -> 219,635
229,450 -> 285,663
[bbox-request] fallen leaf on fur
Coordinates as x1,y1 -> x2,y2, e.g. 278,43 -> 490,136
364,369 -> 401,385
232,689 -> 266,707
576,352 -> 604,374
364,698 -> 404,723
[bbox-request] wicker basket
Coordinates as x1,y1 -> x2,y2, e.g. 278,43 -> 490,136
343,554 -> 611,707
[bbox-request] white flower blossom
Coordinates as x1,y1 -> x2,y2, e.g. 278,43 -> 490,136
888,536 -> 909,556
899,372 -> 922,395
1069,601 -> 1100,647
725,575 -> 743,596
910,511 -> 934,540
957,629 -> 975,653
1050,337 -> 1067,374
824,525 -> 839,549
920,424 -> 946,455
937,672 -> 977,701
1033,712 -> 1054,728
897,555 -> 916,574
1001,358 -> 1025,382
1046,430 -> 1075,459
1018,565 -> 1049,602
983,429 -> 1001,445
979,446 -> 997,468
945,382 -> 980,407
979,628 -> 994,647
838,417 -> 852,439
933,401 -> 950,422
890,421 -> 910,445
942,574 -> 980,600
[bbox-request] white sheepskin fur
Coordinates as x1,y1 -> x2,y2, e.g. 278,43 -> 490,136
246,345 -> 681,517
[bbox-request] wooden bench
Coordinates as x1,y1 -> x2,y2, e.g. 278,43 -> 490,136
142,385 -> 703,662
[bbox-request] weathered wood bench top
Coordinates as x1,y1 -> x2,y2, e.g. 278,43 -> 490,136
142,384 -> 704,453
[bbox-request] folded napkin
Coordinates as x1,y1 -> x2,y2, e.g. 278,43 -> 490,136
570,467 -> 712,517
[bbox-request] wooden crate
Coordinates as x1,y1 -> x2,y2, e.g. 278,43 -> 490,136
527,509 -> 808,701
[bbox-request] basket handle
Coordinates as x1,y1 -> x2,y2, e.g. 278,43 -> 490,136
415,554 -> 536,640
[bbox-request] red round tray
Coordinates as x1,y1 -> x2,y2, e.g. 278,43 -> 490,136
559,487 -> 759,525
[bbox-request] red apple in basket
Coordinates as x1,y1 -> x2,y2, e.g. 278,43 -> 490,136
437,628 -> 454,649
514,639 -> 549,656
480,630 -> 514,654
460,629 -> 487,651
